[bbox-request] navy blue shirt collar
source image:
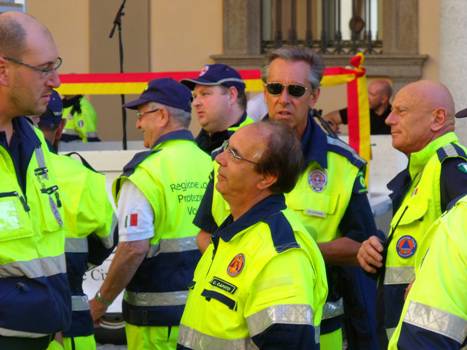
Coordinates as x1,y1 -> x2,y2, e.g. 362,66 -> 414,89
215,194 -> 286,242
151,129 -> 194,149
265,110 -> 328,168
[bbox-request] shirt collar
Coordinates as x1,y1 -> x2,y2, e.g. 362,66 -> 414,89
300,111 -> 328,168
215,194 -> 287,242
151,129 -> 194,149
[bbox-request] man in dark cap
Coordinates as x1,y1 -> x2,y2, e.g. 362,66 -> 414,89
181,63 -> 254,154
89,78 -> 212,350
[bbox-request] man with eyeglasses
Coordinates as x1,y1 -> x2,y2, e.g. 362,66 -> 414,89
194,46 -> 379,350
181,63 -> 254,155
357,80 -> 467,348
0,12 -> 74,350
178,120 -> 328,350
89,78 -> 212,350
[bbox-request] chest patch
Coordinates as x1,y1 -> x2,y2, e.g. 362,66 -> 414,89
457,162 -> 467,174
227,253 -> 245,277
308,169 -> 327,192
210,277 -> 237,294
396,235 -> 417,258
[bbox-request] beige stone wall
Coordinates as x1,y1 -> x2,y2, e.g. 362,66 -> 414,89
419,0 -> 440,81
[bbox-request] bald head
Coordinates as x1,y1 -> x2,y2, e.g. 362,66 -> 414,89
401,80 -> 455,121
386,80 -> 456,154
0,12 -> 53,58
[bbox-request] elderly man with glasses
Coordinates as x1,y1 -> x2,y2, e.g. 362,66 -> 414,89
194,46 -> 380,350
89,78 -> 212,350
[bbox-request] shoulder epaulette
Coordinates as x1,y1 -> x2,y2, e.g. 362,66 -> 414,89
436,143 -> 467,163
263,211 -> 299,253
326,135 -> 366,169
122,150 -> 158,177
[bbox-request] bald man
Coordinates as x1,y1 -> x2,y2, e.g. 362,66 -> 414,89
324,79 -> 392,134
0,12 -> 70,350
357,80 -> 467,347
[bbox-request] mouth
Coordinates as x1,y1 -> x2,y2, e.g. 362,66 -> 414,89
275,110 -> 293,118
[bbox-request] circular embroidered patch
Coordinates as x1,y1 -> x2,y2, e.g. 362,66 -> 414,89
227,253 -> 245,277
396,235 -> 417,258
308,169 -> 327,192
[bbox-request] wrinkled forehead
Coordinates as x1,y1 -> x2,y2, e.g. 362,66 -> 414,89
267,58 -> 311,85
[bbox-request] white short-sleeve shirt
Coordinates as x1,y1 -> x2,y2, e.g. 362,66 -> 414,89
117,181 -> 154,242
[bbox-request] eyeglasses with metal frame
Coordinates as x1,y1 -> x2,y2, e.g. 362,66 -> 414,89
221,140 -> 258,165
136,108 -> 161,119
3,56 -> 63,77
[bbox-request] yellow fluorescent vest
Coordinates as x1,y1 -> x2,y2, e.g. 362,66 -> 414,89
388,195 -> 467,349
179,208 -> 328,349
385,133 -> 467,287
63,96 -> 99,142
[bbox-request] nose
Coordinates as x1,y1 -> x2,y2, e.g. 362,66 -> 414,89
385,111 -> 397,126
278,87 -> 290,105
215,149 -> 227,167
136,117 -> 142,129
192,95 -> 201,108
47,70 -> 60,89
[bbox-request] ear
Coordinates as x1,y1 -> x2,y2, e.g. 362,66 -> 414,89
55,119 -> 66,141
308,88 -> 320,108
431,107 -> 447,132
158,107 -> 170,127
256,173 -> 278,191
228,86 -> 238,105
0,56 -> 9,86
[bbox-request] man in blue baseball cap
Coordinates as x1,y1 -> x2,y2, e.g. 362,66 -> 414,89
181,64 -> 254,154
90,78 -> 212,350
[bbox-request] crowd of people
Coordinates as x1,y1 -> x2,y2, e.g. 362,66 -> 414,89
0,11 -> 466,350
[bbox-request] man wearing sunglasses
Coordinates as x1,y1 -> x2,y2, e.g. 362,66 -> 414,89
194,46 -> 379,350
181,64 -> 254,155
0,12 -> 74,350
89,78 -> 212,350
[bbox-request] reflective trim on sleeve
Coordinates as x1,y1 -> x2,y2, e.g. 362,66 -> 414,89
146,237 -> 198,258
0,326 -> 47,338
71,295 -> 90,311
386,327 -> 396,341
178,324 -> 257,350
404,301 -> 467,344
322,298 -> 344,320
100,213 -> 118,249
63,130 -> 98,138
247,304 -> 314,337
65,237 -> 88,253
383,266 -> 415,285
0,254 -> 66,278
124,290 -> 188,307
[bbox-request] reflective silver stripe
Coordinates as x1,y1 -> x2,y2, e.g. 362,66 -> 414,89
384,266 -> 415,285
247,304 -> 314,337
404,301 -> 467,344
147,237 -> 198,258
178,324 -> 258,350
65,237 -> 88,253
34,147 -> 64,227
0,255 -> 66,278
124,290 -> 188,307
72,295 -> 89,311
322,298 -> 344,320
441,144 -> 459,158
0,326 -> 47,338
386,327 -> 396,341
100,214 -> 118,249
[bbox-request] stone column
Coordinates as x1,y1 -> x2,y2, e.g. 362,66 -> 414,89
440,0 -> 467,143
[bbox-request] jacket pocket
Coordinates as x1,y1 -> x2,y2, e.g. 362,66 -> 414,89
0,191 -> 33,242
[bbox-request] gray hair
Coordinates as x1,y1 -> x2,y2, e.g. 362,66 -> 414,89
263,46 -> 325,90
149,102 -> 191,128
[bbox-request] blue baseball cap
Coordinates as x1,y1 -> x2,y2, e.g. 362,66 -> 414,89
38,90 -> 63,129
124,78 -> 192,113
181,64 -> 245,92
455,108 -> 467,118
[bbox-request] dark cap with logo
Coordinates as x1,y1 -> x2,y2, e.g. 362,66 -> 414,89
38,90 -> 63,129
181,64 -> 246,92
124,78 -> 192,113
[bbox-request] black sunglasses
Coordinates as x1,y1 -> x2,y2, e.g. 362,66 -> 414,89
265,82 -> 309,98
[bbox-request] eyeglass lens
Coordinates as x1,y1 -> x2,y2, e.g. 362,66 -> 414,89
266,83 -> 307,97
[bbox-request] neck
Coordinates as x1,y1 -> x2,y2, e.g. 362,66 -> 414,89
0,115 -> 14,145
373,103 -> 388,116
228,190 -> 272,221
210,108 -> 244,134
